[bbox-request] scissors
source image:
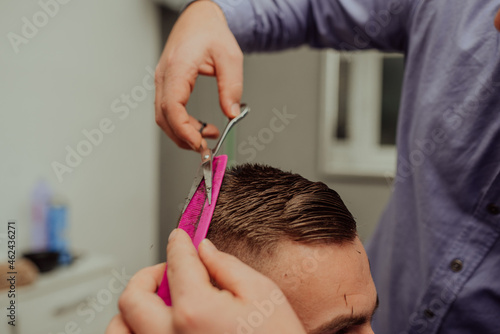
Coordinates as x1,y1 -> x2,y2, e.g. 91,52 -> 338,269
180,104 -> 250,213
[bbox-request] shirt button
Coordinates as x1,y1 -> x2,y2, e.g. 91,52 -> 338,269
450,259 -> 463,272
487,203 -> 500,215
424,309 -> 435,319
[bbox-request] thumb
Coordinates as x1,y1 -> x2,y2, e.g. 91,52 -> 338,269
213,47 -> 244,119
198,239 -> 275,299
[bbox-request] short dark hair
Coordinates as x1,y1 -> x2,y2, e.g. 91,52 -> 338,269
207,164 -> 357,265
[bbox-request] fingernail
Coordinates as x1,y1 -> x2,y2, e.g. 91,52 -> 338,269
200,238 -> 217,252
231,103 -> 240,117
169,229 -> 178,242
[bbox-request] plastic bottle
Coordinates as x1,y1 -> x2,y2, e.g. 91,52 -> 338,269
48,201 -> 72,265
31,180 -> 52,251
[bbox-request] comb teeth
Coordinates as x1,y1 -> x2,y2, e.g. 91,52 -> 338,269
158,155 -> 227,307
178,180 -> 206,240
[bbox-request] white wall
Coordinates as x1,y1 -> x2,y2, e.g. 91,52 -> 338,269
0,0 -> 160,273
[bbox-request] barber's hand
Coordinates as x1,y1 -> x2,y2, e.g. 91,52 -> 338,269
106,229 -> 306,334
155,0 -> 243,151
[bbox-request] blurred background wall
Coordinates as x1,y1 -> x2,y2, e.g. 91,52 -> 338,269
1,0 -> 160,274
1,1 -> 160,332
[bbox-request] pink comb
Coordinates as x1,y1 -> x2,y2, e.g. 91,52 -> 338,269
157,155 -> 228,306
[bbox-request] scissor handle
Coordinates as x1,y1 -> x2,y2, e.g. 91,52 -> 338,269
213,104 -> 250,156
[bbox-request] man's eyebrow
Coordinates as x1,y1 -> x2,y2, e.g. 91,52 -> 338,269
309,315 -> 367,334
309,294 -> 379,334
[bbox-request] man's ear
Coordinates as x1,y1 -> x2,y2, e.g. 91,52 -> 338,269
495,9 -> 500,32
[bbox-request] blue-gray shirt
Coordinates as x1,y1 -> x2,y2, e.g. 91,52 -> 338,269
211,0 -> 500,333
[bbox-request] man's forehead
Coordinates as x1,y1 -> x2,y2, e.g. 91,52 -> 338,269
264,239 -> 376,332
268,238 -> 368,277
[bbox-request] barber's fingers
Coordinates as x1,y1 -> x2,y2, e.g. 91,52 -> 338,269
155,60 -> 220,151
213,43 -> 243,120
105,314 -> 132,334
154,66 -> 190,150
198,239 -> 278,300
156,62 -> 220,150
187,115 -> 220,139
495,9 -> 500,31
118,263 -> 172,333
167,229 -> 215,305
155,61 -> 207,151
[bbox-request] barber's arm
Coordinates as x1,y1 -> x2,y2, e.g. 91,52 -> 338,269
106,229 -> 305,334
213,0 -> 414,52
155,0 -> 415,151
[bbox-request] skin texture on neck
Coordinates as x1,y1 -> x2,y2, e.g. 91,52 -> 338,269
255,237 -> 377,334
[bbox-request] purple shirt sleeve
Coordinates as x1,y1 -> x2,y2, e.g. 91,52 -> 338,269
211,0 -> 415,52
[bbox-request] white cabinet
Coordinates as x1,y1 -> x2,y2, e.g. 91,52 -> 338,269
0,256 -> 119,334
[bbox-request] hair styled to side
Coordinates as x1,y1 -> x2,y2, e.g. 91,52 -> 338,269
207,164 -> 357,266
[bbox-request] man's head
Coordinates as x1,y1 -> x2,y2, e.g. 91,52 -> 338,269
207,164 -> 377,333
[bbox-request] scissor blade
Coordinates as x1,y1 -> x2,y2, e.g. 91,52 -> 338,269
213,104 -> 250,156
202,150 -> 213,205
180,169 -> 204,217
